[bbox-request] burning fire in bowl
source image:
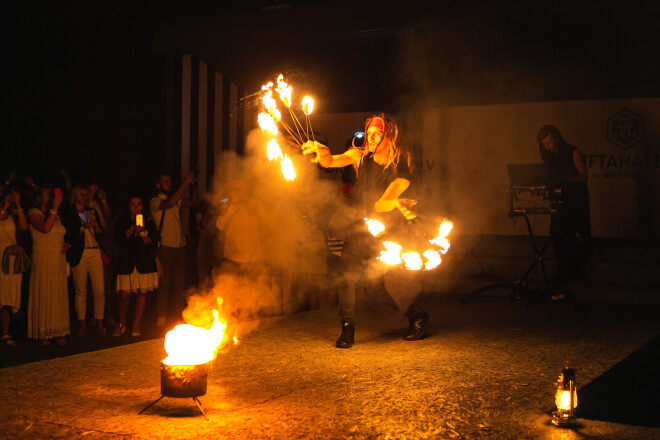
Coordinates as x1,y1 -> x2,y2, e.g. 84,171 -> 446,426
140,309 -> 233,420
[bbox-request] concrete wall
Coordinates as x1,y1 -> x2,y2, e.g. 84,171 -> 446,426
420,98 -> 660,238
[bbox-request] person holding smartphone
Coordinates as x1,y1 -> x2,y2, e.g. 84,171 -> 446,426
61,184 -> 106,336
150,170 -> 198,327
113,196 -> 158,337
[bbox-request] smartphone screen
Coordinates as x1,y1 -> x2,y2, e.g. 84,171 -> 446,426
136,214 -> 143,227
54,188 -> 62,198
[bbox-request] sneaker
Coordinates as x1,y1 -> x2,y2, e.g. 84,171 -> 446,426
156,316 -> 166,327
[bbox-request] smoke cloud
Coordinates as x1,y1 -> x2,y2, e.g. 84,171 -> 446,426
183,125 -> 341,339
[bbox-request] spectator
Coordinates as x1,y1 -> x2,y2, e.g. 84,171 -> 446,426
215,178 -> 264,274
150,171 -> 197,326
88,182 -> 117,328
196,196 -> 221,290
0,188 -> 28,345
27,185 -> 69,345
113,196 -> 158,337
61,184 -> 106,336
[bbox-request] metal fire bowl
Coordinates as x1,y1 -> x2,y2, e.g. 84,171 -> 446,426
160,362 -> 208,398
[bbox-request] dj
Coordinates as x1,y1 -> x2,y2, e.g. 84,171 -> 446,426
537,125 -> 591,283
302,114 -> 429,348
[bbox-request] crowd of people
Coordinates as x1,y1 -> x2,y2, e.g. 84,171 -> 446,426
0,170 -> 206,347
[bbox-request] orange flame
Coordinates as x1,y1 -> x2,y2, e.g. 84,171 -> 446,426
402,252 -> 423,270
379,241 -> 403,265
364,218 -> 385,237
302,96 -> 315,115
429,220 -> 453,253
275,74 -> 293,108
163,310 -> 227,366
261,90 -> 281,121
258,112 -> 279,135
267,139 -> 284,161
423,250 -> 442,270
281,156 -> 296,181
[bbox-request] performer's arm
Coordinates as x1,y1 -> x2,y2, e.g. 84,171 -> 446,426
375,178 -> 417,220
302,141 -> 359,168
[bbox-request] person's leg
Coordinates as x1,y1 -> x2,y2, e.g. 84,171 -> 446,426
103,264 -> 117,327
157,246 -> 176,325
336,238 -> 364,348
171,247 -> 188,320
71,259 -> 89,336
1,306 -> 11,338
115,290 -> 131,335
88,250 -> 106,333
132,292 -> 147,336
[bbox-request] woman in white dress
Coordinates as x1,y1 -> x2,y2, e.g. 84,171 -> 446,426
0,189 -> 28,346
27,186 -> 70,345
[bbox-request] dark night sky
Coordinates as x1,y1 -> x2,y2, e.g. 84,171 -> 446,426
2,0 -> 659,198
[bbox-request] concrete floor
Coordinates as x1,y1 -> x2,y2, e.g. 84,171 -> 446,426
1,294 -> 659,439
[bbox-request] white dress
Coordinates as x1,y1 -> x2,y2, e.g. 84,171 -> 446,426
0,216 -> 23,311
27,209 -> 70,339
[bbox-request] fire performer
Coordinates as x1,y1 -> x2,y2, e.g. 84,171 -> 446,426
302,114 -> 429,348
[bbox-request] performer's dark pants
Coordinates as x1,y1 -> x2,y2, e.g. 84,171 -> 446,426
338,231 -> 425,321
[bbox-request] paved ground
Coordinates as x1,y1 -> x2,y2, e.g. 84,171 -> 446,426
1,293 -> 659,439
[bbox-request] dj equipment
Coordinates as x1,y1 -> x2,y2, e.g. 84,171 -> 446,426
460,167 -> 577,305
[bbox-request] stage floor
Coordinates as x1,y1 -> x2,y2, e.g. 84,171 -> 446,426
2,295 -> 659,439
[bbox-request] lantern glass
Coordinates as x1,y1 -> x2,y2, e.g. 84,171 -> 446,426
552,366 -> 579,427
555,388 -> 578,411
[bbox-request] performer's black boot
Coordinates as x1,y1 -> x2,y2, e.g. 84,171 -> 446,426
403,312 -> 429,341
336,319 -> 354,348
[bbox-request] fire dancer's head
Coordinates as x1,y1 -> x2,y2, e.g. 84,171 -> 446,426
156,173 -> 174,195
537,125 -> 564,156
362,113 -> 410,173
128,196 -> 144,217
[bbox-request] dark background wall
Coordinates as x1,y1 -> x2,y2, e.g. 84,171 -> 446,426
2,0 -> 659,204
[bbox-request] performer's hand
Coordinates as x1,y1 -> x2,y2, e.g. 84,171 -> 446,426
302,141 -> 331,165
396,198 -> 418,220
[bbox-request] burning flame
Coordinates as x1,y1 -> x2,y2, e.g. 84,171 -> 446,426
258,112 -> 279,135
163,310 -> 227,366
429,220 -> 453,253
276,74 -> 292,108
365,218 -> 385,237
369,218 -> 453,271
379,241 -> 403,265
402,252 -> 423,271
267,139 -> 284,161
556,390 -> 578,411
281,156 -> 296,181
423,250 -> 442,270
261,90 -> 281,121
302,96 -> 314,115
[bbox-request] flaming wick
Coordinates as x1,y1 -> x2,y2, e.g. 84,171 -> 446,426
302,96 -> 315,142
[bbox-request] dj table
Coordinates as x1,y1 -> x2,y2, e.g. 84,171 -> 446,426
460,186 -> 577,305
